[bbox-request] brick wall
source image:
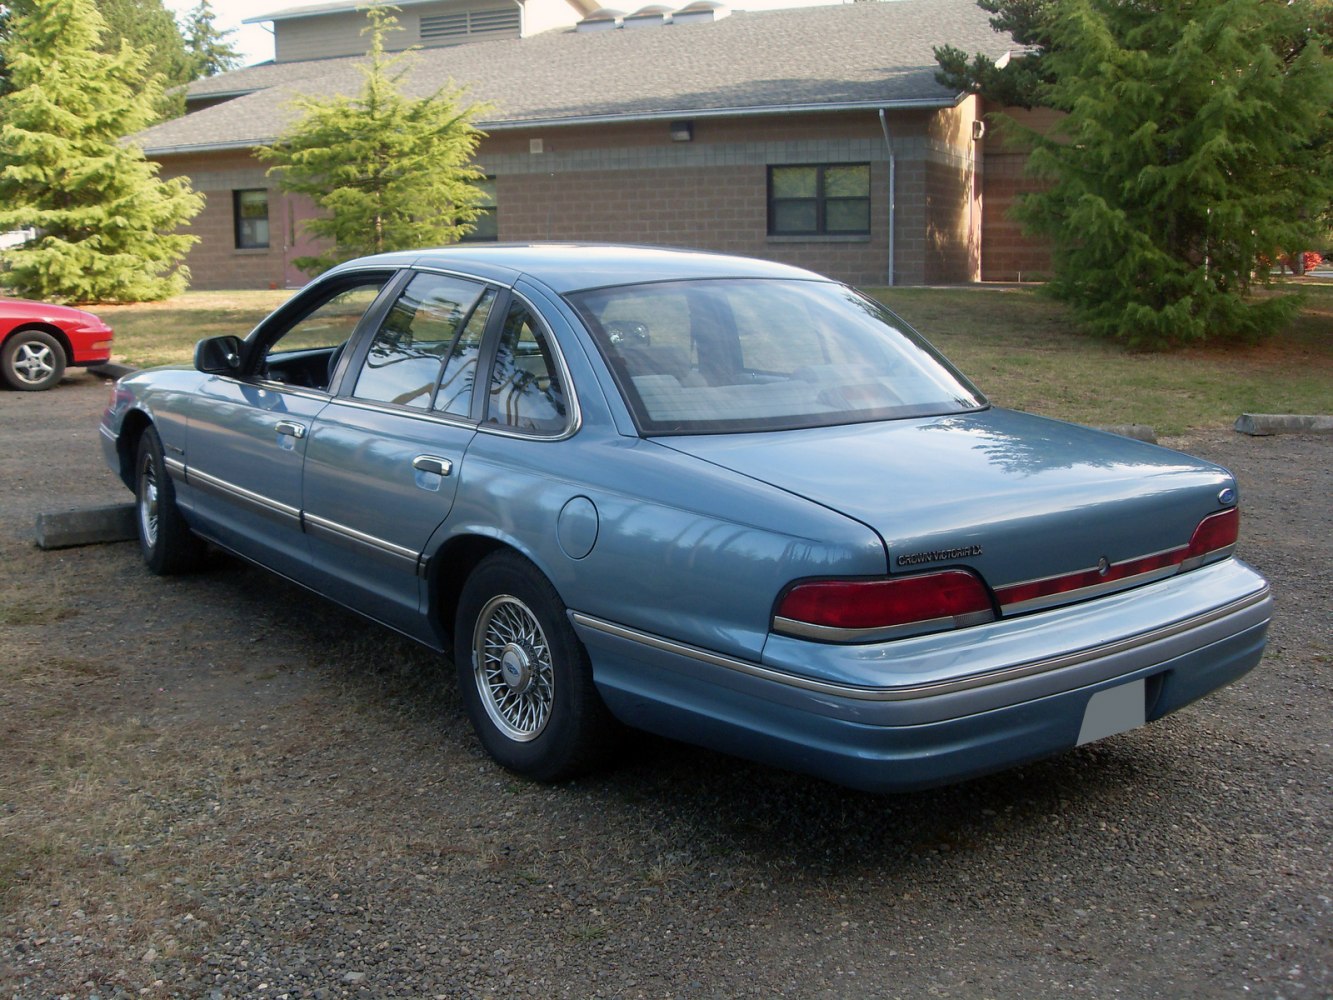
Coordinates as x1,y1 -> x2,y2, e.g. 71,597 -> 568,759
979,106 -> 1059,282
155,107 -> 997,291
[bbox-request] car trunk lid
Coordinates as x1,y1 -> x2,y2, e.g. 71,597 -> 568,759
658,409 -> 1238,617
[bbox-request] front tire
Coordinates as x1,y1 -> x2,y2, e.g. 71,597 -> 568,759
135,427 -> 206,575
1,329 -> 66,391
455,552 -> 616,781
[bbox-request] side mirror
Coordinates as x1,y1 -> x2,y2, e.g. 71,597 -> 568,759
195,335 -> 243,376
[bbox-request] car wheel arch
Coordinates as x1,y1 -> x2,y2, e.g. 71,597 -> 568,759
428,535 -> 528,645
114,411 -> 155,490
4,322 -> 72,356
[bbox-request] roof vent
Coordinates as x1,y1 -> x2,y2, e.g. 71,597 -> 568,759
622,4 -> 672,28
576,7 -> 625,31
671,1 -> 729,24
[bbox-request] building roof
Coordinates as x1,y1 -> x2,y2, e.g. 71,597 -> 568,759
246,0 -> 477,24
137,0 -> 1014,156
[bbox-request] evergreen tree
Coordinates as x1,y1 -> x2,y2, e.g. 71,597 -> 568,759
1015,0 -> 1333,346
257,5 -> 487,275
0,0 -> 203,303
183,0 -> 240,78
96,0 -> 192,118
934,0 -> 1056,108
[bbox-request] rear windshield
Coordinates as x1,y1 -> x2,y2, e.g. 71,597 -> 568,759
568,278 -> 987,434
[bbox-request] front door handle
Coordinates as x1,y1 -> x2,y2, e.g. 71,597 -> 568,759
412,455 -> 453,477
275,420 -> 307,439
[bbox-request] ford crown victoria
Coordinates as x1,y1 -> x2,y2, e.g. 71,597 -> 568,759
100,245 -> 1271,791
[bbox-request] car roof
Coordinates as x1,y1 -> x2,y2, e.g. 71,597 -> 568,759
328,243 -> 830,294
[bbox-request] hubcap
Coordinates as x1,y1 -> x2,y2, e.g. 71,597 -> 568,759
139,457 -> 160,548
13,342 -> 55,385
473,595 -> 554,742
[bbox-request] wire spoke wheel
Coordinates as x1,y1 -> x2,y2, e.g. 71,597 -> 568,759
473,595 -> 555,741
134,427 -> 206,575
138,449 -> 161,550
455,552 -> 618,781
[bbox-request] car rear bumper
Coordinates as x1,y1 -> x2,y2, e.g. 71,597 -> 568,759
573,559 -> 1271,792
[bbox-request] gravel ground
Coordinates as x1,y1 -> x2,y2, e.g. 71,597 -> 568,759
1,374 -> 1329,1000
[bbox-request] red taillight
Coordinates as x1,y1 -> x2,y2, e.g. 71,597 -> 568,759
774,570 -> 995,642
1183,507 -> 1239,567
995,506 -> 1241,613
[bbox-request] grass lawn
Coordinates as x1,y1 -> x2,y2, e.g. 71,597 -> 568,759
100,281 -> 1333,436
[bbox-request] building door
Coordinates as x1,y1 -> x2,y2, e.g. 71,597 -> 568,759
283,193 -> 324,288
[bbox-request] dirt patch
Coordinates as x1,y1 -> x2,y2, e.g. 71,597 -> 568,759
2,376 -> 1329,999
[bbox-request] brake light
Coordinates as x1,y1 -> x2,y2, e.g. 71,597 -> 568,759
995,506 -> 1241,613
1181,507 -> 1239,569
773,569 -> 995,643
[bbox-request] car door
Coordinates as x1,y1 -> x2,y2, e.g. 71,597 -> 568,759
300,269 -> 498,637
180,270 -> 397,578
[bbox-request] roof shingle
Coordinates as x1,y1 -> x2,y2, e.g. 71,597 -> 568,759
138,0 -> 1012,155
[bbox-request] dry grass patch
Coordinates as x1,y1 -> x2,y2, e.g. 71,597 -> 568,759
871,281 -> 1333,434
97,289 -> 292,369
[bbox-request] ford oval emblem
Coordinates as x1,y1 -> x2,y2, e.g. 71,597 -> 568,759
1218,487 -> 1237,506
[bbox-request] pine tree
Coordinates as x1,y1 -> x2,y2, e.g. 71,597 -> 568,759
257,5 -> 487,276
184,0 -> 240,78
1010,0 -> 1333,346
0,0 -> 204,303
96,0 -> 192,119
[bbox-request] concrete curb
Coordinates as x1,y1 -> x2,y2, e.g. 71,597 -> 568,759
36,503 -> 137,550
1234,413 -> 1333,437
1096,424 -> 1157,443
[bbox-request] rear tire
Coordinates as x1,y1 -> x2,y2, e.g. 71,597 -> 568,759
135,427 -> 206,575
455,552 -> 617,781
1,329 -> 66,391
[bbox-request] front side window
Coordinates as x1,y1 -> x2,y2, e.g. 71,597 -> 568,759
259,276 -> 390,389
768,164 -> 870,236
485,301 -> 567,434
234,189 -> 270,249
571,278 -> 986,434
352,272 -> 490,410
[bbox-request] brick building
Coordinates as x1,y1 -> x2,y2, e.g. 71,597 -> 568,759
134,0 -> 1049,290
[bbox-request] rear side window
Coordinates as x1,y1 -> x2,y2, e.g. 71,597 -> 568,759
485,300 -> 568,434
353,272 -> 489,410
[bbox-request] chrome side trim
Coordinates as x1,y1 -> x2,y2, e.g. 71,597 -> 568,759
186,466 -> 301,523
771,609 -> 994,643
329,396 -> 479,429
249,379 -> 332,403
572,584 -> 1271,702
302,511 -> 421,572
164,456 -> 187,480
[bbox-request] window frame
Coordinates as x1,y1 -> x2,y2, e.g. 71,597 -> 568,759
767,163 -> 871,238
349,271 -> 492,413
233,188 -> 271,250
461,176 -> 498,243
474,290 -> 580,440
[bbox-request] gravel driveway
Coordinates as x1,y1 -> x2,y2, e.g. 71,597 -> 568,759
1,374 -> 1329,999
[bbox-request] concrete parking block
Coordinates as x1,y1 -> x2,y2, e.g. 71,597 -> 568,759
36,503 -> 137,550
1096,424 -> 1157,443
1234,413 -> 1333,436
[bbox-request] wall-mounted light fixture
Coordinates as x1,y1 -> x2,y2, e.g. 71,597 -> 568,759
670,120 -> 694,142
971,120 -> 986,142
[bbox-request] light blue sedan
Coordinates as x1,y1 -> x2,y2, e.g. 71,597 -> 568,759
100,245 -> 1271,791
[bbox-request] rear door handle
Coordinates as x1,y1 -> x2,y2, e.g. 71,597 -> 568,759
412,455 -> 453,477
275,421 -> 307,439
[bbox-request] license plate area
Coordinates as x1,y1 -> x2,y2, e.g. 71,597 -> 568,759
1077,678 -> 1146,746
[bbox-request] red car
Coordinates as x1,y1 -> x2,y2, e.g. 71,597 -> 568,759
0,298 -> 114,391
